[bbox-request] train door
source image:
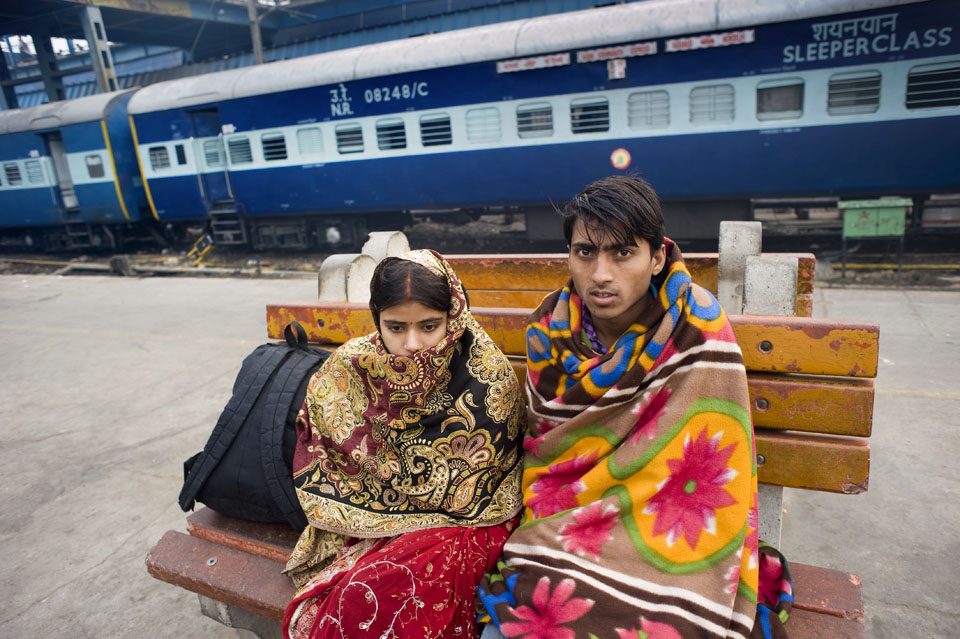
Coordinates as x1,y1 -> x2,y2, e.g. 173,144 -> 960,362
188,109 -> 232,205
45,132 -> 79,209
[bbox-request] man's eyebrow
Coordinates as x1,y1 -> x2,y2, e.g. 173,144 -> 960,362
573,240 -> 635,252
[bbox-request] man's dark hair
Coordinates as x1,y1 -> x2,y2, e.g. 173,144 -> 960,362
561,175 -> 665,250
369,257 -> 450,326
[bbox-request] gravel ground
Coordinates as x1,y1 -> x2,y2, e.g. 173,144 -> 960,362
2,215 -> 959,290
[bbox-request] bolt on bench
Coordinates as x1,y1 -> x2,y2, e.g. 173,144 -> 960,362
148,231 -> 877,639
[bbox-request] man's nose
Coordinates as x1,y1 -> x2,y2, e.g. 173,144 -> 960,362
592,255 -> 614,284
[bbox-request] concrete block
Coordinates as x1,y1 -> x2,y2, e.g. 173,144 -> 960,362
317,253 -> 376,303
758,484 -> 783,549
361,231 -> 410,263
717,221 -> 762,314
743,256 -> 798,316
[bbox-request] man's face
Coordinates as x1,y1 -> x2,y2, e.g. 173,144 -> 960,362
568,220 -> 666,323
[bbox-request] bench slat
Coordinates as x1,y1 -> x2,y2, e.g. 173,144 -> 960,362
756,430 -> 870,494
788,563 -> 864,621
187,508 -> 300,564
445,254 -> 816,316
266,304 -> 879,377
146,530 -> 293,621
505,360 -> 873,437
747,374 -> 873,437
162,508 -> 867,633
783,608 -> 865,639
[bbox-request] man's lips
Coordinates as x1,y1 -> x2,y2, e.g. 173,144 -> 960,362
589,290 -> 617,305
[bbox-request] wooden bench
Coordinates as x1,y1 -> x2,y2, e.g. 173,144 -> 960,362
147,249 -> 876,639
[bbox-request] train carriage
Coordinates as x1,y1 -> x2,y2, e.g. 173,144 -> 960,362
0,89 -> 148,249
7,0 -> 960,250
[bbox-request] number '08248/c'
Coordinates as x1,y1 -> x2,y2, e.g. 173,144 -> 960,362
364,82 -> 429,104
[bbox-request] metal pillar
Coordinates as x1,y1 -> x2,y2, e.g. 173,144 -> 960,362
0,45 -> 19,109
247,0 -> 264,64
28,28 -> 66,103
80,6 -> 119,93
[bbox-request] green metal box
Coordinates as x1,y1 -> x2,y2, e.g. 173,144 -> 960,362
839,199 -> 911,238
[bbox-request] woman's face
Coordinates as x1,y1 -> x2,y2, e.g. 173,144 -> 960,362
378,300 -> 448,357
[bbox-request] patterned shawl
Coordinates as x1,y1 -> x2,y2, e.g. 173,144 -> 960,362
290,250 -> 525,547
479,240 -> 780,639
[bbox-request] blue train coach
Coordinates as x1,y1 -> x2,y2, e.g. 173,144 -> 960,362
126,0 -> 960,249
0,89 -> 149,249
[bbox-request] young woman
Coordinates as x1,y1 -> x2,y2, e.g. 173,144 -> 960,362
282,249 -> 525,639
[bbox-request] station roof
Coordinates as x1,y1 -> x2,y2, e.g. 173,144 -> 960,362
0,0 -> 265,61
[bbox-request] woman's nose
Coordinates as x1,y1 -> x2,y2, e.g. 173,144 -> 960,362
404,331 -> 422,353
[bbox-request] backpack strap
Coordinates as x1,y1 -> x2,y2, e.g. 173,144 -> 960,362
284,321 -> 310,349
178,345 -> 290,512
260,346 -> 326,530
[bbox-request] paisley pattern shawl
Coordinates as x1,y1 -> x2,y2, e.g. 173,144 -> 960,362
479,240 -> 778,639
290,249 -> 525,543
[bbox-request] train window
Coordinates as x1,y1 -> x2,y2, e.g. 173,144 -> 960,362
756,79 -> 804,121
517,103 -> 553,138
203,139 -> 226,167
261,134 -> 288,162
376,118 -> 407,150
570,97 -> 610,133
148,147 -> 170,171
627,91 -> 669,129
906,61 -> 960,109
175,144 -> 187,166
466,108 -> 502,143
24,160 -> 45,184
4,162 -> 22,185
85,155 -> 105,178
227,137 -> 254,165
690,84 -> 735,124
336,124 -> 364,154
297,127 -> 324,158
419,113 -> 452,146
827,71 -> 880,115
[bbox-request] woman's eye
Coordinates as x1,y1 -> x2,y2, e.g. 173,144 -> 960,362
422,324 -> 437,332
388,325 -> 403,333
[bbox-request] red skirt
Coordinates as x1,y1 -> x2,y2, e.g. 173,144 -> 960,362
283,522 -> 513,639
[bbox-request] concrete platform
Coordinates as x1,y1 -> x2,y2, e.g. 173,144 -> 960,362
0,274 -> 957,638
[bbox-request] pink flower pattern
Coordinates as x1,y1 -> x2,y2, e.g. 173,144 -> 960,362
628,388 -> 671,444
724,560 -> 741,595
501,577 -> 594,639
758,550 -> 792,606
558,502 -> 620,560
615,617 -> 683,639
527,451 -> 598,518
524,419 -> 560,456
643,427 -> 738,550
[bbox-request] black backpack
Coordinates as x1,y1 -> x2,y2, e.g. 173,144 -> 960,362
178,321 -> 330,530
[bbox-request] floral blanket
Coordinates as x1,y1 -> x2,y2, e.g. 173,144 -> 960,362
478,241 -> 792,639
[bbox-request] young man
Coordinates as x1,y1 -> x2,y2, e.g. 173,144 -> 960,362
479,176 -> 791,639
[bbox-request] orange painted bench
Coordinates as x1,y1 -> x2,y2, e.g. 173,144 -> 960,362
444,253 -> 816,317
147,252 -> 875,638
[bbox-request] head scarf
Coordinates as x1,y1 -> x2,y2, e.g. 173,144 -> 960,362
291,249 -> 525,539
479,240 -> 791,639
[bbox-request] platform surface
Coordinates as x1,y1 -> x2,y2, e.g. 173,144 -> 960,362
0,274 -> 956,638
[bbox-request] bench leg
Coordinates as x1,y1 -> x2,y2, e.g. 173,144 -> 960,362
758,484 -> 783,549
198,595 -> 284,639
